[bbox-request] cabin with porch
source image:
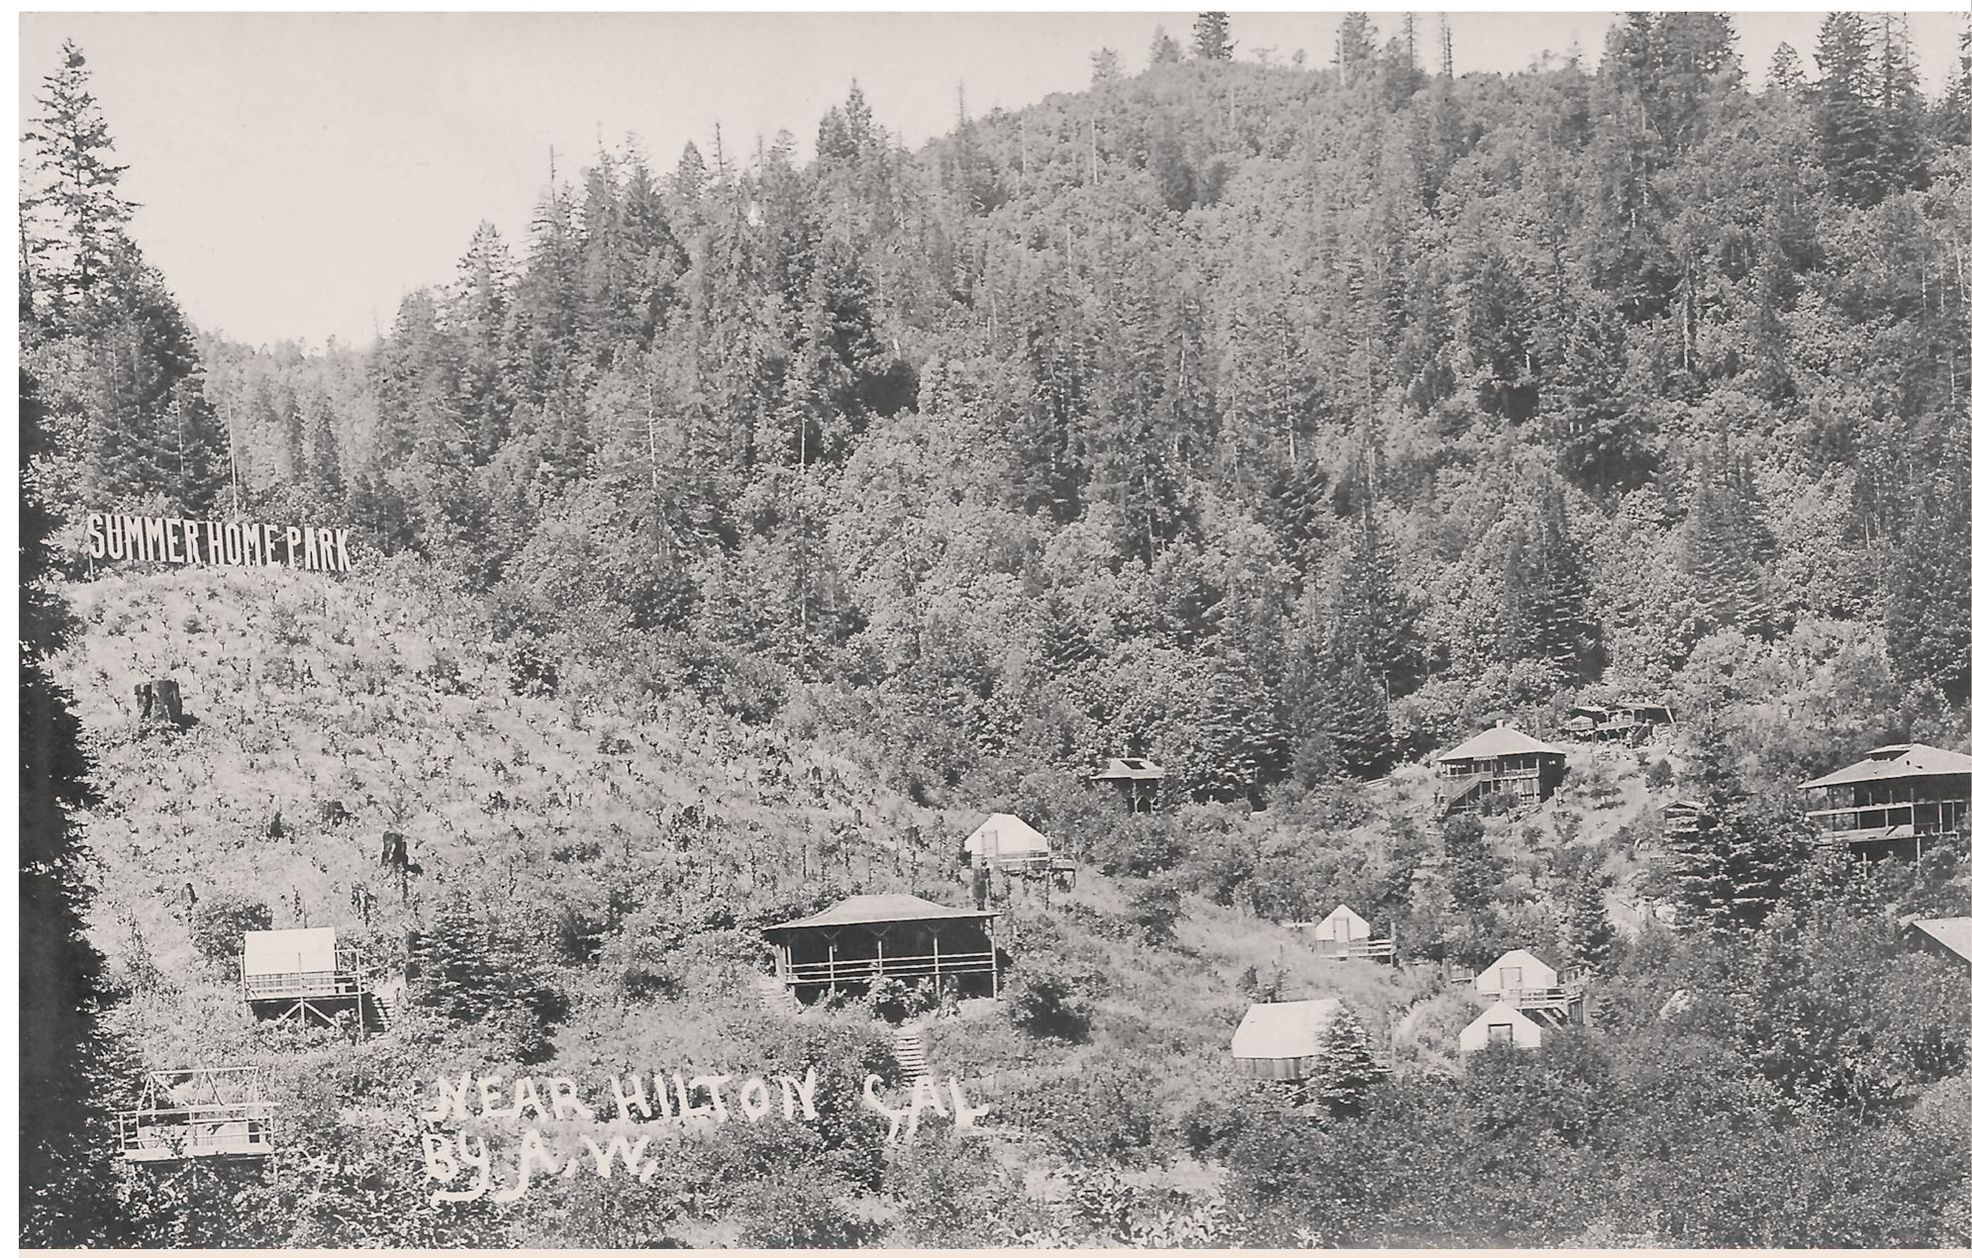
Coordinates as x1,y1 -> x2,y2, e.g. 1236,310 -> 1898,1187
1799,743 -> 1972,860
1563,700 -> 1674,744
1231,998 -> 1343,1081
1472,948 -> 1587,1024
117,1067 -> 275,1164
1303,904 -> 1395,961
962,813 -> 1055,873
1434,725 -> 1567,816
1092,757 -> 1167,813
762,894 -> 1001,1001
240,926 -> 387,1032
1458,1000 -> 1549,1054
1901,917 -> 1972,970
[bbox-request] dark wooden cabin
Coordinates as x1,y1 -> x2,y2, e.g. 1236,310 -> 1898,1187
1435,725 -> 1567,816
1799,743 -> 1972,859
1091,757 -> 1166,813
762,894 -> 1001,1000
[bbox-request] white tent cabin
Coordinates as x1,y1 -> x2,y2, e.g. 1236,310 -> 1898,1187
1303,905 -> 1395,961
1458,1001 -> 1549,1053
1231,998 -> 1344,1081
1471,948 -> 1586,1022
962,813 -> 1055,873
1902,917 -> 1972,970
240,926 -> 384,1031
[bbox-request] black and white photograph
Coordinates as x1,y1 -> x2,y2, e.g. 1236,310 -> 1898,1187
15,6 -> 1972,1248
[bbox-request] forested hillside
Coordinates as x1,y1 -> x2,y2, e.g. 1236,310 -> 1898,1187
17,12 -> 1972,1247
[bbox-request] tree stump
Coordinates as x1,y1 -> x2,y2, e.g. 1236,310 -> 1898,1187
135,678 -> 187,728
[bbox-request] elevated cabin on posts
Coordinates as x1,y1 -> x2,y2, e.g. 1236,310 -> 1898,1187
240,926 -> 386,1032
1434,725 -> 1567,816
1799,743 -> 1972,860
117,1067 -> 274,1163
1301,904 -> 1395,961
1231,998 -> 1344,1082
962,813 -> 1055,874
1901,917 -> 1972,970
1092,757 -> 1167,813
1472,948 -> 1587,1025
1563,700 -> 1674,744
763,894 -> 1001,1001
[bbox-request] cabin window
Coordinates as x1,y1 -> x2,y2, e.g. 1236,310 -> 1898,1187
1487,1023 -> 1514,1047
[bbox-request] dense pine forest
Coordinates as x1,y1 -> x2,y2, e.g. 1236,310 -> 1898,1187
19,13 -> 1972,1247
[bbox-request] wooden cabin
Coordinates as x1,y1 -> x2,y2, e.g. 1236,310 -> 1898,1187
117,1067 -> 274,1163
962,813 -> 1055,873
1901,917 -> 1972,970
1563,701 -> 1674,744
1799,743 -> 1972,859
1458,1000 -> 1549,1054
1435,725 -> 1567,816
1231,998 -> 1343,1081
1092,757 -> 1166,813
762,894 -> 1000,1000
240,926 -> 385,1031
1472,948 -> 1586,1022
1304,904 -> 1395,961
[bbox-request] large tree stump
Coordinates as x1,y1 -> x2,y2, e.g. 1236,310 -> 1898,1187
134,678 -> 186,728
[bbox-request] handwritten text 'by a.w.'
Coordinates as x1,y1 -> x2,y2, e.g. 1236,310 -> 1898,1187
416,1070 -> 989,1203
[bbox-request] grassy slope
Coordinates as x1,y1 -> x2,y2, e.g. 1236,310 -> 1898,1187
54,560 -> 1674,1232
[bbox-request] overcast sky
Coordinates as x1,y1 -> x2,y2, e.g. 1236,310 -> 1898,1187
17,10 -> 1969,350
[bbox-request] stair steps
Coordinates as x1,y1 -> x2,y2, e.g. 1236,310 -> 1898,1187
893,1025 -> 928,1083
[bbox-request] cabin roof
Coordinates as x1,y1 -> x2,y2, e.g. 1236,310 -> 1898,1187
1800,743 -> 1972,789
1482,946 -> 1563,976
962,813 -> 1052,858
1438,725 -> 1564,763
1318,904 -> 1371,930
240,927 -> 338,976
1231,998 -> 1342,1060
1465,1000 -> 1541,1032
763,894 -> 994,934
1093,757 -> 1166,781
1906,917 -> 1972,964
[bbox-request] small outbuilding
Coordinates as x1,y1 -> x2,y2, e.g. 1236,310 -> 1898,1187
1564,701 -> 1674,744
1092,757 -> 1166,813
762,894 -> 1001,1000
1434,724 -> 1567,816
1231,998 -> 1343,1081
1902,917 -> 1972,969
962,813 -> 1055,873
1458,1000 -> 1549,1054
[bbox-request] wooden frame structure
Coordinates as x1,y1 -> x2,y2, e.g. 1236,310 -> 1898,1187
117,1067 -> 274,1164
1435,725 -> 1567,816
1091,757 -> 1166,813
1297,904 -> 1396,961
1563,701 -> 1674,744
240,926 -> 381,1033
1800,744 -> 1972,860
1471,948 -> 1588,1024
763,894 -> 1001,1000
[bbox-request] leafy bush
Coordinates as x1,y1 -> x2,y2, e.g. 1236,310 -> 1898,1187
1003,954 -> 1098,1041
187,894 -> 271,967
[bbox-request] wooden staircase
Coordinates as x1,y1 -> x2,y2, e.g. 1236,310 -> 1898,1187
892,1024 -> 928,1083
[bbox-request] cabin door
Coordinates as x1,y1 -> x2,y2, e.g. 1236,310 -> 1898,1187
1499,965 -> 1522,996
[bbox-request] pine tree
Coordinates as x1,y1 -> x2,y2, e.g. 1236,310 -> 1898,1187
1192,12 -> 1234,62
20,39 -> 135,319
1090,47 -> 1123,85
1873,14 -> 1927,195
20,366 -> 130,1245
1335,14 -> 1378,89
1501,481 -> 1600,684
1768,42 -> 1805,95
1310,1004 -> 1382,1118
1150,26 -> 1184,65
1191,663 -> 1286,803
1813,12 -> 1883,206
1883,465 -> 1972,706
1561,866 -> 1615,974
1330,492 -> 1424,698
1667,794 -> 1810,937
1677,458 -> 1773,639
1038,592 -> 1098,674
1442,813 -> 1502,911
1323,651 -> 1393,779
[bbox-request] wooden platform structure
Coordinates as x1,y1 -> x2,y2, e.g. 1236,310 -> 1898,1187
763,894 -> 1001,999
963,813 -> 1056,874
1297,904 -> 1395,961
117,1067 -> 274,1164
1434,725 -> 1567,816
1471,948 -> 1587,1022
1091,757 -> 1166,813
1800,743 -> 1972,860
1563,701 -> 1674,744
240,926 -> 384,1032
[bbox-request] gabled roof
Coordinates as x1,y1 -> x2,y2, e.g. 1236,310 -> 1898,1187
241,927 -> 338,977
962,813 -> 1052,859
1801,743 -> 1972,790
1906,917 -> 1972,964
1317,904 -> 1372,932
1093,757 -> 1166,782
1478,947 -> 1563,979
1464,1000 -> 1541,1032
1438,725 -> 1564,763
1231,998 -> 1343,1060
763,894 -> 993,934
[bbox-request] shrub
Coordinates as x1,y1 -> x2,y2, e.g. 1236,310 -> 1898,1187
1125,878 -> 1186,947
188,894 -> 271,967
734,1163 -> 875,1247
1004,955 -> 1098,1042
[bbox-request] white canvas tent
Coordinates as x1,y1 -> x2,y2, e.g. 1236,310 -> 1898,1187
1231,998 -> 1343,1081
1312,904 -> 1373,944
242,926 -> 338,980
1458,1000 -> 1546,1053
962,813 -> 1053,870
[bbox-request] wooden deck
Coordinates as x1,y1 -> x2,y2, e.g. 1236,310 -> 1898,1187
118,1102 -> 275,1163
780,949 -> 997,988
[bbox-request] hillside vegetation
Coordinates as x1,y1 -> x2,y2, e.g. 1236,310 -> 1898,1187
18,10 -> 1972,1247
